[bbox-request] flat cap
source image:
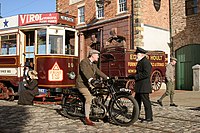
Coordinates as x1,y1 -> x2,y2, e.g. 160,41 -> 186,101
135,47 -> 147,54
89,49 -> 100,55
170,57 -> 177,61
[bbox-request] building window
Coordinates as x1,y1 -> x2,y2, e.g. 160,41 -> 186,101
119,0 -> 127,12
96,3 -> 104,18
78,6 -> 85,23
185,0 -> 198,16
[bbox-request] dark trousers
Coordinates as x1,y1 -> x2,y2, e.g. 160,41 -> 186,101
135,93 -> 153,119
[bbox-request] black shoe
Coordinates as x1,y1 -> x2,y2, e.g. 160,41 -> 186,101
141,118 -> 153,123
157,100 -> 163,106
170,103 -> 178,107
138,117 -> 144,121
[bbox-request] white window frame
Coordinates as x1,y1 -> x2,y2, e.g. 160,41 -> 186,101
118,0 -> 127,13
96,3 -> 104,19
78,6 -> 85,24
69,0 -> 83,5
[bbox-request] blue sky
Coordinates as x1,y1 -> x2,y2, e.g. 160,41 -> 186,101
0,0 -> 56,17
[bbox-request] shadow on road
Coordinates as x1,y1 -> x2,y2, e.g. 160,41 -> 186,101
0,103 -> 29,133
188,106 -> 200,111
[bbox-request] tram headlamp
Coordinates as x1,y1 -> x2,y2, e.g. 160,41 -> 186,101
68,71 -> 76,80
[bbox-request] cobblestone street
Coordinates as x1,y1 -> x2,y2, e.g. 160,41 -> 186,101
0,90 -> 200,133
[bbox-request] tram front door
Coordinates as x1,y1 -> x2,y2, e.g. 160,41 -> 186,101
24,30 -> 35,69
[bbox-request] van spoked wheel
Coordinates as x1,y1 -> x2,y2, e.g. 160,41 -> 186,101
125,80 -> 135,94
151,70 -> 162,91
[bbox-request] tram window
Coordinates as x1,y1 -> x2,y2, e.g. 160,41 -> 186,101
25,31 -> 35,58
65,31 -> 75,55
49,35 -> 63,54
37,29 -> 46,54
0,34 -> 17,55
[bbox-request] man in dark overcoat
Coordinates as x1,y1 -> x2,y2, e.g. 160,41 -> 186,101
76,49 -> 109,126
129,47 -> 153,122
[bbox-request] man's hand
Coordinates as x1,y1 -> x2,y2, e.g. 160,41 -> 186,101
107,78 -> 113,84
91,79 -> 100,86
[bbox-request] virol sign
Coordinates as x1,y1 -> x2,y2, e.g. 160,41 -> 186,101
19,13 -> 58,26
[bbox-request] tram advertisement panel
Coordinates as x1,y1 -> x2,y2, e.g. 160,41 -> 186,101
19,12 -> 75,26
35,55 -> 78,88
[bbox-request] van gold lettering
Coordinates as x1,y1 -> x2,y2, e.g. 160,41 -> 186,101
150,56 -> 162,61
128,69 -> 136,73
130,54 -> 136,60
128,62 -> 137,67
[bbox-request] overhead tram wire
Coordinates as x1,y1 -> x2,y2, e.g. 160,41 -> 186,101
2,0 -> 39,17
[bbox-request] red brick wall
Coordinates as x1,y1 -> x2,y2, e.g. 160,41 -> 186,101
56,0 -> 170,56
56,0 -> 132,25
171,0 -> 200,50
142,0 -> 169,29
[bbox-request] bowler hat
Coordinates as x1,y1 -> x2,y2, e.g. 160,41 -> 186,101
89,49 -> 100,56
170,57 -> 177,61
28,70 -> 38,79
135,47 -> 147,54
24,62 -> 31,67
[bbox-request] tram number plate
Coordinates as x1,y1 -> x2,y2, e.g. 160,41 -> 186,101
38,89 -> 47,94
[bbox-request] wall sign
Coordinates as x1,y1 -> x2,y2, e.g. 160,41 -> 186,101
153,0 -> 161,11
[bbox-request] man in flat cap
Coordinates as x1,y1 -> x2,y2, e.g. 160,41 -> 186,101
157,57 -> 178,107
76,49 -> 109,126
129,47 -> 153,122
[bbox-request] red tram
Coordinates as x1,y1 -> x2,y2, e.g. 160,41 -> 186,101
0,12 -> 79,103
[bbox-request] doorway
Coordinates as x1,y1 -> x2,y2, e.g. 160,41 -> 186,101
24,30 -> 35,69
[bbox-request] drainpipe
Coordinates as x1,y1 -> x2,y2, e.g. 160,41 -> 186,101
169,0 -> 174,56
131,0 -> 134,49
98,28 -> 103,69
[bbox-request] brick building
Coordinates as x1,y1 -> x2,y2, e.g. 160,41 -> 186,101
56,0 -> 170,60
170,0 -> 200,90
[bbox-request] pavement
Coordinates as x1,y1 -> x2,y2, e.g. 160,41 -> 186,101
0,89 -> 200,133
150,89 -> 200,107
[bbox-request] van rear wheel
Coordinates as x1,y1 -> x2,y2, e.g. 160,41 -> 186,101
151,70 -> 162,91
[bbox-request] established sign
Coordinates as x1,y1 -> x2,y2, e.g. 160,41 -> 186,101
48,62 -> 63,81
